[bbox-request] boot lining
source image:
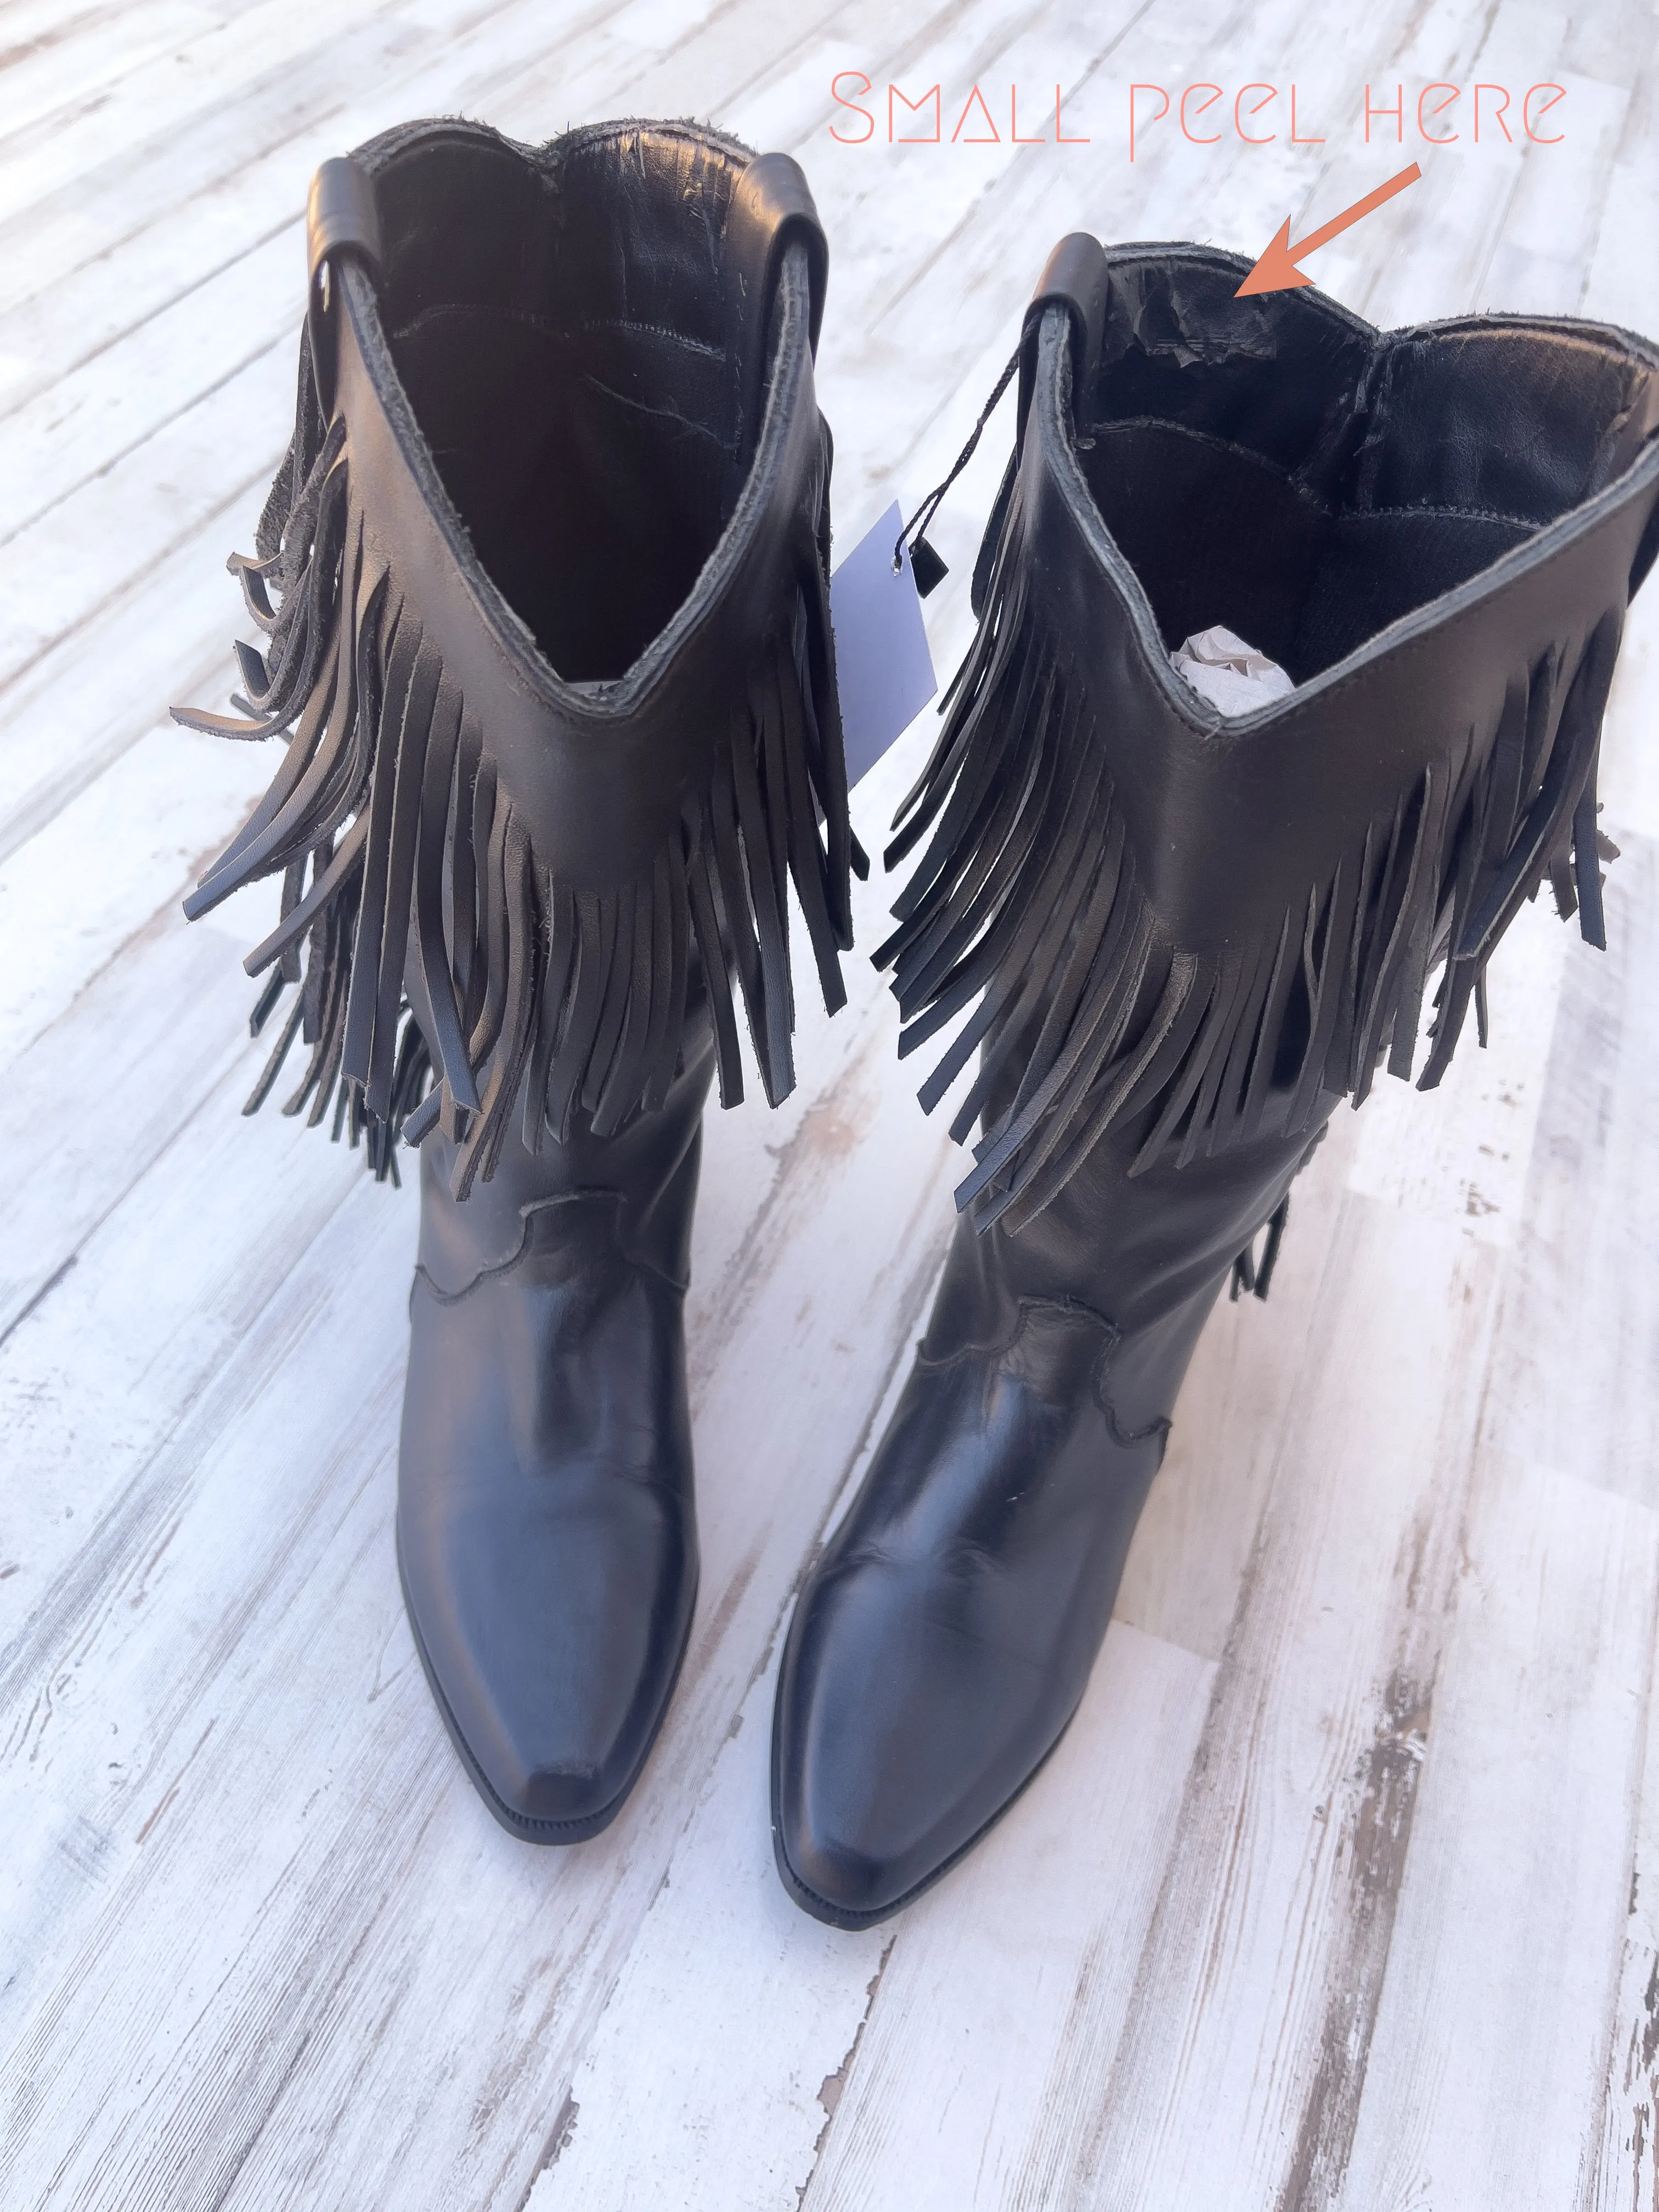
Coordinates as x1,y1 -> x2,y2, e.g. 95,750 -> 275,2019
1078,254 -> 1659,682
365,126 -> 769,685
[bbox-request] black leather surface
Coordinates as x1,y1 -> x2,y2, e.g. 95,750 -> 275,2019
338,120 -> 840,1838
399,1017 -> 712,1838
775,243 -> 1659,1926
374,134 -> 741,679
773,1095 -> 1329,1923
1020,263 -> 1659,953
880,277 -> 1659,1244
335,120 -> 835,893
179,117 -> 851,1170
775,1296 -> 1163,1922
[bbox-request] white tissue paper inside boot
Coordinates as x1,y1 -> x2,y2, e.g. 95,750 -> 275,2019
1171,625 -> 1295,715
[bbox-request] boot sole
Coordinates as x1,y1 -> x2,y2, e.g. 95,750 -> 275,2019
397,1527 -> 697,1847
768,1690 -> 1082,1930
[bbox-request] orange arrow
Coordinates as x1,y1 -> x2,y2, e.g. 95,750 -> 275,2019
1235,162 -> 1423,297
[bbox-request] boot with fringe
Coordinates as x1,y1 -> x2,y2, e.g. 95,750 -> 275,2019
179,120 -> 853,1839
772,235 -> 1659,1925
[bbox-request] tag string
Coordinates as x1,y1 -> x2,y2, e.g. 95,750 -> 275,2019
893,344 -> 1022,573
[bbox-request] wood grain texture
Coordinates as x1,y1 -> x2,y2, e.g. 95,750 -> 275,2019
1338,1454 -> 1657,2212
1589,1630 -> 1659,2212
798,1624 -> 1217,2212
1067,1206 -> 1503,2210
2,1 -> 1655,2205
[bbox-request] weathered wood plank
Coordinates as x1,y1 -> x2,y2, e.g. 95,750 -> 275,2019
2,2 -> 1655,2207
1113,1109 -> 1360,1665
0,0 -> 413,225
0,492 -> 263,870
1345,898 -> 1570,1248
0,0 -> 218,145
0,228 -> 296,541
1336,1455 -> 1657,2211
1588,1630 -> 1659,2212
1337,1 -> 1566,330
0,723 -> 274,1075
0,0 -> 560,337
1480,831 -> 1659,1509
1479,69 -> 1630,315
0,348 -> 287,697
1066,1201 -> 1502,2209
795,1626 -> 1216,2212
1043,883 -> 1579,2206
0,894 -> 280,1342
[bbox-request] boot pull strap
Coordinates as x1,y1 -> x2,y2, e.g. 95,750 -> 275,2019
897,234 -> 1111,614
1015,233 -> 1110,441
306,156 -> 383,422
972,233 -> 1110,617
722,151 -> 828,517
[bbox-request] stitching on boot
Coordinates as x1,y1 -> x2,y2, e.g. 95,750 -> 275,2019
915,1292 -> 1119,1372
912,1295 -> 1166,1455
413,1190 -> 690,1305
1090,1336 -> 1174,1453
1098,1395 -> 1172,1453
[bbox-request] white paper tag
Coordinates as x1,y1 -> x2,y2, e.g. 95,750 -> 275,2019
829,500 -> 938,788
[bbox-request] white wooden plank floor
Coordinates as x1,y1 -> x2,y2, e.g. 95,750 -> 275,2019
3,4 -> 1657,2206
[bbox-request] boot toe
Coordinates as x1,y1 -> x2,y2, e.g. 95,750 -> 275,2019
400,1476 -> 696,1842
773,1817 -> 898,1926
772,1558 -> 1070,1926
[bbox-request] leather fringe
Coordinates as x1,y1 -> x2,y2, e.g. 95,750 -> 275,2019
177,339 -> 851,1192
1231,1195 -> 1289,1302
878,538 -> 1620,1233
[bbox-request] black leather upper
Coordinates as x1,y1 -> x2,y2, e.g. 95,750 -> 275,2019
776,244 -> 1659,1928
178,119 -> 852,1186
772,1093 -> 1329,1923
775,1291 -> 1161,1918
399,1026 -> 712,1837
351,123 -> 847,1840
332,120 -> 838,900
882,247 -> 1659,1234
1063,249 -> 1659,815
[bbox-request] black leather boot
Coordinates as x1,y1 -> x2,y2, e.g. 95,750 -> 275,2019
773,238 -> 1659,1925
178,120 -> 852,1838
397,992 -> 714,1838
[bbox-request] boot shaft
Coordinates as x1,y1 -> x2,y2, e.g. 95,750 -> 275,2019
179,120 -> 853,1192
883,240 -> 1659,1238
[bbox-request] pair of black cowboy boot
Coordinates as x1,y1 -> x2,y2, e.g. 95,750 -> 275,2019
180,120 -> 1659,1922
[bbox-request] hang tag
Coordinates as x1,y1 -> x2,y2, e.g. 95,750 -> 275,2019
829,500 -> 938,788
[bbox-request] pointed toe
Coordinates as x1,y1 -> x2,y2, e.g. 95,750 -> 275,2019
772,1809 -> 901,1929
772,1550 -> 1081,1926
770,1283 -> 1172,1923
399,1440 -> 698,1843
